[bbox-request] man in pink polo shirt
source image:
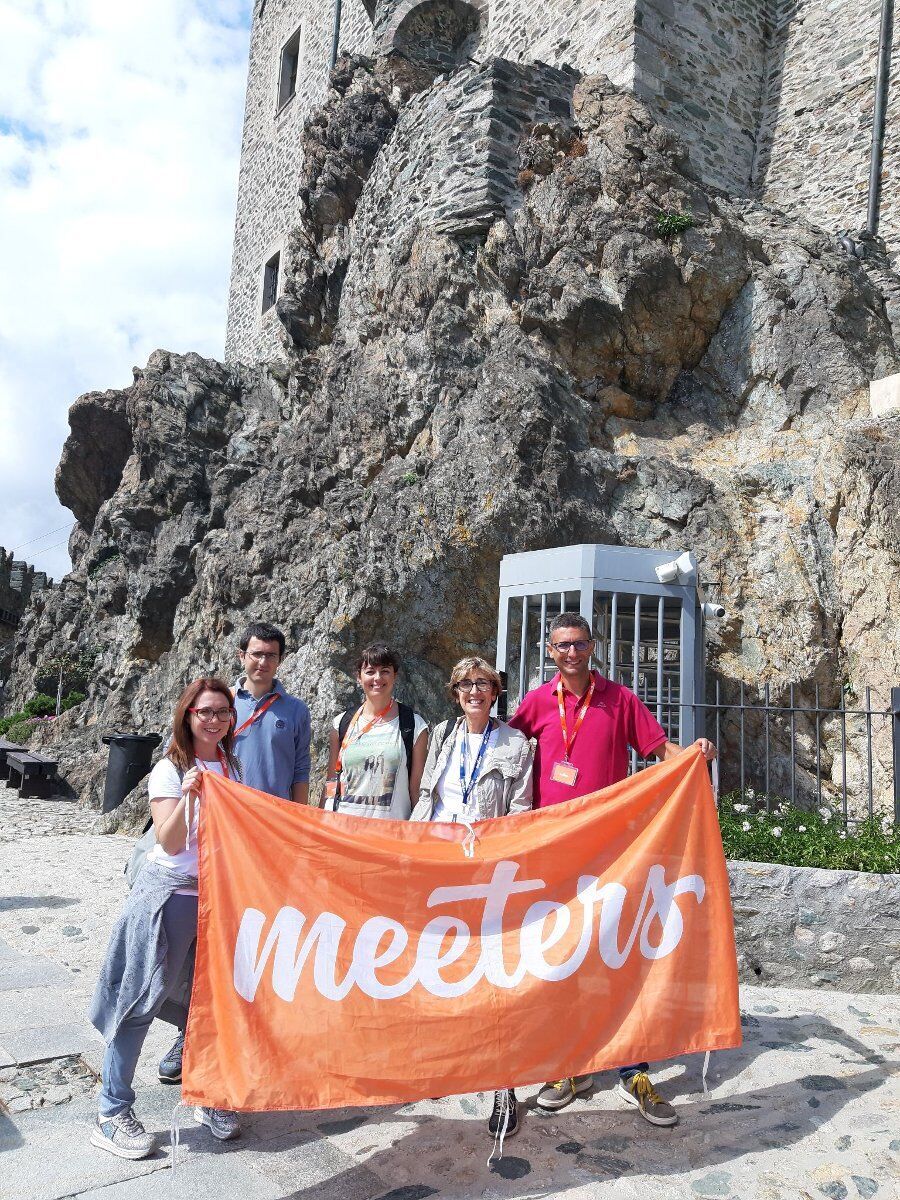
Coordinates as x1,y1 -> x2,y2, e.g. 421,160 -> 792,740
509,611 -> 716,1128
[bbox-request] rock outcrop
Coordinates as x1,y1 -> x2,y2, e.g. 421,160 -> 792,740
6,58 -> 900,815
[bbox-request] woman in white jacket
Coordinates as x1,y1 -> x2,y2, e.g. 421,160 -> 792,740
411,655 -> 533,1145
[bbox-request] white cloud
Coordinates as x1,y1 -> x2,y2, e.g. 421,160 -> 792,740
0,0 -> 252,580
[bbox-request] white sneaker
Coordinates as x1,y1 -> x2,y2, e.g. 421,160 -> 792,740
194,1106 -> 241,1141
90,1109 -> 155,1159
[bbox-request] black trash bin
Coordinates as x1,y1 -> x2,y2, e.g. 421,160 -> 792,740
101,732 -> 162,813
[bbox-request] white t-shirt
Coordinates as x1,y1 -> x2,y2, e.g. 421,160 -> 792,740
329,709 -> 427,820
146,756 -> 226,894
433,723 -> 498,822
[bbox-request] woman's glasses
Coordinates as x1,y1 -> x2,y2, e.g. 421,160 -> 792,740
188,707 -> 233,722
455,679 -> 493,694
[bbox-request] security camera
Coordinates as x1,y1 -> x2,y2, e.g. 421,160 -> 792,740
655,552 -> 696,584
702,602 -> 726,619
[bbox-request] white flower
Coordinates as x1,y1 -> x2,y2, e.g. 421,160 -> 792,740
742,821 -> 751,832
818,806 -> 831,819
734,804 -> 749,813
777,803 -> 788,815
798,825 -> 806,833
839,830 -> 847,840
772,826 -> 782,838
746,788 -> 756,800
881,817 -> 892,833
757,813 -> 766,823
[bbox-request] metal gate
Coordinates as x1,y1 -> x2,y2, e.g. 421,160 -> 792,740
496,544 -> 705,757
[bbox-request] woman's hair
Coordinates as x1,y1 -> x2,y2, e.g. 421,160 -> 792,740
168,677 -> 238,775
355,643 -> 401,674
447,655 -> 503,699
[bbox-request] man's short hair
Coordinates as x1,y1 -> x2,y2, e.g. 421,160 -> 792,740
548,612 -> 593,641
239,622 -> 286,657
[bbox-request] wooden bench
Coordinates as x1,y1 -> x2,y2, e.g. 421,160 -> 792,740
6,750 -> 58,799
0,739 -> 27,775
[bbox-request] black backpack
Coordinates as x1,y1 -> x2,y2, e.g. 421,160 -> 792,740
334,702 -> 417,809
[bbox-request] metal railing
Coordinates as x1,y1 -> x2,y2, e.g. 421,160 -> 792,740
652,680 -> 899,827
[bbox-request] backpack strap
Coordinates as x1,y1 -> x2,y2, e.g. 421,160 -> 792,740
332,708 -> 357,811
337,707 -> 355,745
438,715 -> 460,755
397,703 -> 416,780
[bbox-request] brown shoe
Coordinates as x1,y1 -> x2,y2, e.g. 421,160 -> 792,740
535,1074 -> 593,1111
616,1072 -> 678,1126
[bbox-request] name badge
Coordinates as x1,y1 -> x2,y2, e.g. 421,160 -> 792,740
550,760 -> 579,786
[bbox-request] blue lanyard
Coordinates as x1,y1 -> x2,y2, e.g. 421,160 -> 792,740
459,720 -> 494,806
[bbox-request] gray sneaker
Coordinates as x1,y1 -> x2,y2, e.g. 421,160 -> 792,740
535,1074 -> 594,1111
194,1106 -> 241,1141
615,1071 -> 678,1127
90,1109 -> 155,1159
158,1030 -> 184,1083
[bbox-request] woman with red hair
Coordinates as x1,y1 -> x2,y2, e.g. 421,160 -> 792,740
89,678 -> 242,1159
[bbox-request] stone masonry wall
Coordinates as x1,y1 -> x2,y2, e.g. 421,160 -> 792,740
729,860 -> 900,995
225,0 -> 374,364
343,56 -> 575,262
632,0 -> 772,195
758,0 -> 900,262
225,0 -> 900,364
0,550 -> 50,658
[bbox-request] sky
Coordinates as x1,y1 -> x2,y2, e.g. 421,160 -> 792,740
0,0 -> 253,581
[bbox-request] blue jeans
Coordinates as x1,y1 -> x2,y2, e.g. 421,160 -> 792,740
98,893 -> 197,1117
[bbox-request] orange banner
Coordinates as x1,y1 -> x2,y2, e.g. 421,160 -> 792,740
182,746 -> 741,1112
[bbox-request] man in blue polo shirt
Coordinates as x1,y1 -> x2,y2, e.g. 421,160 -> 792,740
232,621 -> 311,804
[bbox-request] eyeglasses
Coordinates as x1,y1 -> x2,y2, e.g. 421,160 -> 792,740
244,651 -> 279,663
189,707 -> 233,722
550,640 -> 593,653
455,679 -> 494,693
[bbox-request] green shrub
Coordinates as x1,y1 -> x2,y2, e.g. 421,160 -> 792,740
61,691 -> 86,711
0,711 -> 28,737
4,719 -> 36,746
656,210 -> 694,239
24,693 -> 57,718
719,789 -> 899,873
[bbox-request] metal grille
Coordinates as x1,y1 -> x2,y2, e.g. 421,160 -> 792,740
262,252 -> 280,314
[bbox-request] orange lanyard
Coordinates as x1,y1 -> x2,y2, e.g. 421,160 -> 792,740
234,693 -> 277,736
336,701 -> 393,773
557,676 -> 595,762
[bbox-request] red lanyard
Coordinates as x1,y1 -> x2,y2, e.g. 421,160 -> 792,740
336,701 -> 393,773
234,693 -> 277,736
196,749 -> 230,779
557,676 -> 595,762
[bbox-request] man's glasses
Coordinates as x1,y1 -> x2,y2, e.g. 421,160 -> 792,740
189,707 -> 233,722
550,640 -> 593,653
245,651 -> 279,663
455,679 -> 494,693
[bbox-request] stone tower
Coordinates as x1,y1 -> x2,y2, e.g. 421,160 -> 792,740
225,0 -> 899,365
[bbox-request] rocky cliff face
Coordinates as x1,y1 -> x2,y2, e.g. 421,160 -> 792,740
8,57 -> 900,816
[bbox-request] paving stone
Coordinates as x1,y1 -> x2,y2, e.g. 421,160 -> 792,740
0,987 -> 79,1036
0,956 -> 72,993
3,1021 -> 103,1066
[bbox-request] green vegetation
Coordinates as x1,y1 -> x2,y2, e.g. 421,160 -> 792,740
0,691 -> 87,738
655,210 -> 694,239
3,719 -> 37,746
399,471 -> 418,486
719,788 -> 899,874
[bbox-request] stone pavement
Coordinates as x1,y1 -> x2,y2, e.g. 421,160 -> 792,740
0,783 -> 898,1200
